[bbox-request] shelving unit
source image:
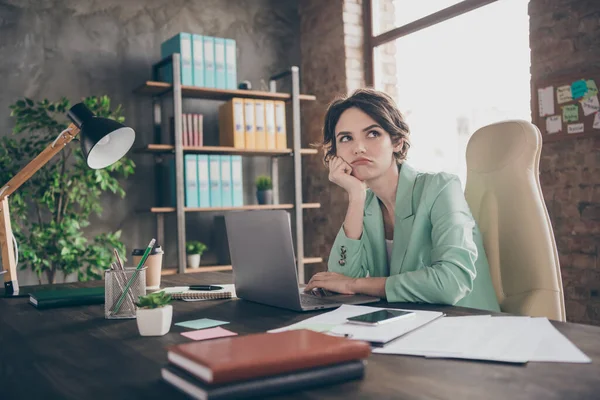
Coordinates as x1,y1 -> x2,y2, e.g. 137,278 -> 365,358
135,54 -> 319,282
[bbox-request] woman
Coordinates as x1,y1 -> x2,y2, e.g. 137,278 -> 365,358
304,88 -> 500,312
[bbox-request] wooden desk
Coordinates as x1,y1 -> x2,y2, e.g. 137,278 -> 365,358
1,272 -> 598,399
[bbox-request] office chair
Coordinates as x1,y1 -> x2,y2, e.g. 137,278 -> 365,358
464,120 -> 566,321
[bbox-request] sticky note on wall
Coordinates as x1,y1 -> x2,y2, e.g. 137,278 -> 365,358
562,104 -> 579,122
571,80 -> 588,100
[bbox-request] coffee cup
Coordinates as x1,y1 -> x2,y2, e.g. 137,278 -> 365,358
132,245 -> 164,290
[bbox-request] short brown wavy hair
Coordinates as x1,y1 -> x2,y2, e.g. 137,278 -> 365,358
319,88 -> 410,165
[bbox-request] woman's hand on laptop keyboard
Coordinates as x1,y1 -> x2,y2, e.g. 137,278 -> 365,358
304,272 -> 357,295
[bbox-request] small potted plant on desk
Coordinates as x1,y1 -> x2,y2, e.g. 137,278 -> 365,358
186,241 -> 207,269
136,291 -> 173,336
255,175 -> 273,205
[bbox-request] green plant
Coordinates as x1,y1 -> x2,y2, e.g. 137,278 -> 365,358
0,95 -> 135,284
255,175 -> 273,191
186,241 -> 207,255
136,291 -> 172,309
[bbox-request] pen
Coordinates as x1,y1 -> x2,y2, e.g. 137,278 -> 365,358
189,285 -> 223,291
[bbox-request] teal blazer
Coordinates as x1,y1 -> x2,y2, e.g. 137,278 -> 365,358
328,163 -> 500,312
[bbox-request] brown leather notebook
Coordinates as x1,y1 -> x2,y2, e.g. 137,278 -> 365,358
167,329 -> 371,385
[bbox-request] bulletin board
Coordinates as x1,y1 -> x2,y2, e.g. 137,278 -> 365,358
532,71 -> 600,142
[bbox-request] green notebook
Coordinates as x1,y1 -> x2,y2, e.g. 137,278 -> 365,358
29,287 -> 105,309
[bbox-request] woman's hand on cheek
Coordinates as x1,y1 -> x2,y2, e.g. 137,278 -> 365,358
328,156 -> 366,200
304,272 -> 358,295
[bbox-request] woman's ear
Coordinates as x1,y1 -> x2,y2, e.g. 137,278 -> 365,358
393,139 -> 404,153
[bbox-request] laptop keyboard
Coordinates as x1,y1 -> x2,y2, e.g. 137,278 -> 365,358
300,293 -> 336,306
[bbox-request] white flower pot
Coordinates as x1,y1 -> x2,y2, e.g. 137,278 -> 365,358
136,305 -> 173,336
187,254 -> 201,268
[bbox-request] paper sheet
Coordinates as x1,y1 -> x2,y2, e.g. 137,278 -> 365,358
594,112 -> 600,129
571,79 -> 588,99
546,115 -> 562,134
175,318 -> 229,330
557,85 -> 572,104
567,123 -> 585,134
181,327 -> 238,341
580,95 -> 600,116
270,304 -> 444,344
562,104 -> 579,122
538,86 -> 555,117
585,79 -> 599,99
374,316 -> 590,364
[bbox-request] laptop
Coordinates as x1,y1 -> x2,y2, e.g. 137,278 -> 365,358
224,210 -> 380,312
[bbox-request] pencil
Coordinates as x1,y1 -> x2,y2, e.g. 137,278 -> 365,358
111,238 -> 155,315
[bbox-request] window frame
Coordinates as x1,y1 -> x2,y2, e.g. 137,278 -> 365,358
363,0 -> 499,86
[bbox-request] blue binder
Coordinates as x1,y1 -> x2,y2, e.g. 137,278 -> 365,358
208,155 -> 221,207
192,34 -> 205,87
197,155 -> 210,207
203,36 -> 216,88
214,37 -> 226,89
161,32 -> 193,85
231,155 -> 244,207
184,155 -> 199,207
225,39 -> 237,90
220,155 -> 233,207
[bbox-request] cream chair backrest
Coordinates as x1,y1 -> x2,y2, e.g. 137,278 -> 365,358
465,120 -> 566,321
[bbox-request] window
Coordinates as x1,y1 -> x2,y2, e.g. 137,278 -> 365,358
368,0 -> 531,185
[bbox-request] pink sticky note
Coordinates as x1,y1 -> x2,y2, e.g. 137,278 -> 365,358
180,326 -> 238,341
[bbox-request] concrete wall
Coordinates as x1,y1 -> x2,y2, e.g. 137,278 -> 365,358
529,0 -> 600,325
0,0 -> 301,284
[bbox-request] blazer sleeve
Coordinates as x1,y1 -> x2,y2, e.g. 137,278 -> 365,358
385,175 -> 477,305
327,226 -> 369,278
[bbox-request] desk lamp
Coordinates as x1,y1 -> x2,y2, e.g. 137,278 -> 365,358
0,103 -> 135,297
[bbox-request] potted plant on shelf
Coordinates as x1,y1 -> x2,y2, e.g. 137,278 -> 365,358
135,291 -> 173,336
186,241 -> 207,269
255,175 -> 273,205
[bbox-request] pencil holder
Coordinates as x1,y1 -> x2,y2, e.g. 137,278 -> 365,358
104,267 -> 147,319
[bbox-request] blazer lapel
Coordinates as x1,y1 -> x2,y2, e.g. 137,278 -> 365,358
390,163 -> 418,275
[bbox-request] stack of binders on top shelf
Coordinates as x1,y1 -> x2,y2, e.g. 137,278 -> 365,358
219,98 -> 287,150
160,32 -> 237,90
167,155 -> 243,209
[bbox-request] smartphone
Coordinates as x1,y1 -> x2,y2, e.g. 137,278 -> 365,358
346,309 -> 415,326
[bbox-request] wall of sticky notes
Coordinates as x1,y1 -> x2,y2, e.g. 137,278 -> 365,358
533,72 -> 600,142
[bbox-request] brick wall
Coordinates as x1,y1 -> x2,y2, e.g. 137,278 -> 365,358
299,0 -> 371,280
530,0 -> 600,325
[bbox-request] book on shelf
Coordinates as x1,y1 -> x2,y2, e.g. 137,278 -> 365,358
224,39 -> 237,90
214,37 -> 226,89
274,100 -> 287,149
185,154 -> 199,207
243,99 -> 256,149
208,155 -> 222,207
254,100 -> 266,150
220,155 -> 233,207
197,155 -> 210,207
161,32 -> 193,85
218,98 -> 245,148
192,34 -> 205,87
166,329 -> 371,385
203,36 -> 216,88
265,100 -> 276,150
161,360 -> 365,400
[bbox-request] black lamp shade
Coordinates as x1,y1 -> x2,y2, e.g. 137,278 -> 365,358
67,103 -> 136,169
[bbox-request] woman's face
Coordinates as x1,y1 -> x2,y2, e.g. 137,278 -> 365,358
334,107 -> 402,181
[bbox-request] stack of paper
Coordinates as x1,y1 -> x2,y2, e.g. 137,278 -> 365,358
373,315 -> 591,364
270,305 -> 590,364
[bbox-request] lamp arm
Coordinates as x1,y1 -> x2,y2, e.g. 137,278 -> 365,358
0,124 -> 80,202
1,123 -> 79,295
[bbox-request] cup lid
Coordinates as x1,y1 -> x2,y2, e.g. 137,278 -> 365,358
132,245 -> 163,256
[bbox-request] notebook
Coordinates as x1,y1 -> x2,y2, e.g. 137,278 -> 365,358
166,329 -> 371,385
29,287 -> 105,309
171,291 -> 232,301
162,360 -> 365,400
